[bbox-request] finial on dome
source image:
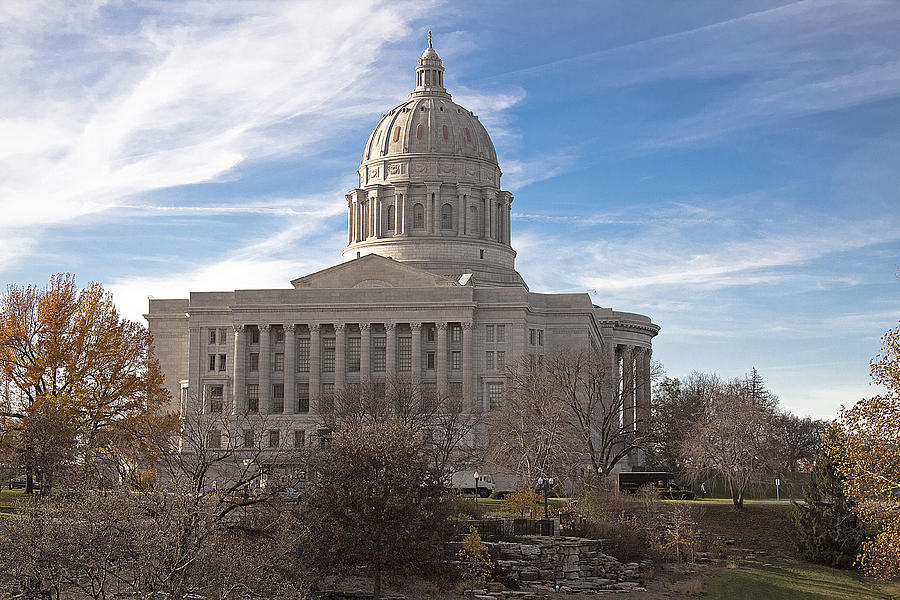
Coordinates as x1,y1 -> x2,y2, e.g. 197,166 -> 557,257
428,30 -> 432,48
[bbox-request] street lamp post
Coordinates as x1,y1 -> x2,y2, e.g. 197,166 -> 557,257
537,476 -> 554,520
474,471 -> 479,509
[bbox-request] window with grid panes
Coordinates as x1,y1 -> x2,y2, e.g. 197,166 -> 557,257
451,350 -> 461,370
373,337 -> 386,372
274,353 -> 284,371
249,326 -> 260,344
347,337 -> 360,372
426,326 -> 435,342
485,351 -> 494,369
268,430 -> 280,448
247,384 -> 259,413
496,324 -> 505,342
449,382 -> 462,399
208,429 -> 222,449
272,384 -> 284,413
497,351 -> 505,368
451,325 -> 461,342
297,338 -> 310,372
249,353 -> 259,372
323,338 -> 335,371
485,325 -> 494,342
209,329 -> 217,344
426,352 -> 435,370
298,383 -> 309,413
207,385 -> 224,413
218,328 -> 228,344
398,337 -> 411,371
488,382 -> 503,410
208,354 -> 216,371
321,384 -> 334,412
273,327 -> 285,343
294,430 -> 305,447
218,354 -> 226,371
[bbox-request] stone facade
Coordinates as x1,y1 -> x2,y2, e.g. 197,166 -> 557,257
145,39 -> 659,471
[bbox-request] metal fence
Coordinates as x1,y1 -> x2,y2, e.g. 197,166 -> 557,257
451,518 -> 557,539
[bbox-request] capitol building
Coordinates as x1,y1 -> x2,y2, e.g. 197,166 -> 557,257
147,40 -> 659,469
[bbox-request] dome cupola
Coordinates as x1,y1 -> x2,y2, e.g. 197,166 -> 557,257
342,35 -> 524,288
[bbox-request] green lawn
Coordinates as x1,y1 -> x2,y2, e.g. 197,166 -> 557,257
701,561 -> 900,599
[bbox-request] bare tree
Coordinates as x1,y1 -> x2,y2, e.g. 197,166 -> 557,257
680,375 -> 778,509
771,412 -> 825,472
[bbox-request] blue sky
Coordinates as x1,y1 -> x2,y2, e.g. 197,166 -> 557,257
1,0 -> 898,419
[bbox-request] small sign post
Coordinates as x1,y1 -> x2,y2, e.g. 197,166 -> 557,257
775,478 -> 781,501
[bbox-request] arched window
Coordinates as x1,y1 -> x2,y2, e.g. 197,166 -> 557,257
413,203 -> 425,229
416,124 -> 423,140
386,204 -> 395,231
441,203 -> 453,230
442,125 -> 448,140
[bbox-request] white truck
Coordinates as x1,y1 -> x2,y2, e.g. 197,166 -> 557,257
449,470 -> 519,498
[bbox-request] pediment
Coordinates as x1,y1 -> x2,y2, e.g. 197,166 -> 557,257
290,254 -> 458,289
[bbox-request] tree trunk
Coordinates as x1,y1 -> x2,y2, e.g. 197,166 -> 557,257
729,479 -> 743,510
373,560 -> 382,600
25,464 -> 34,495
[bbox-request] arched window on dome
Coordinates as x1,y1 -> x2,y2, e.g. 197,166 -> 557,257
442,125 -> 448,140
468,205 -> 480,236
441,203 -> 453,230
413,203 -> 425,229
416,124 -> 423,140
386,204 -> 395,231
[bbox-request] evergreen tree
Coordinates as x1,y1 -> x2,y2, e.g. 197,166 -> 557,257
790,425 -> 864,568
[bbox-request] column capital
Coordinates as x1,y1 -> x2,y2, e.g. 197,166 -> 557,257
233,324 -> 244,334
385,323 -> 396,331
310,323 -> 322,332
462,321 -> 474,330
359,323 -> 371,331
260,323 -> 271,331
335,324 -> 346,332
286,323 -> 296,332
410,322 -> 422,330
436,323 -> 448,331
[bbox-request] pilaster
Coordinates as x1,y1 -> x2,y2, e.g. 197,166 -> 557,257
259,324 -> 271,414
436,322 -> 448,397
411,322 -> 422,385
232,325 -> 244,414
360,323 -> 371,379
285,324 -> 296,414
310,324 -> 321,409
335,324 -> 346,391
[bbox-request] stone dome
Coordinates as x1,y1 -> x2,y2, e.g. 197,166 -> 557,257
342,35 -> 523,288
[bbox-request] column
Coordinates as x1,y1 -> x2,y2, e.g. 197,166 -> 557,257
385,323 -> 397,378
399,191 -> 407,235
188,326 -> 200,415
394,194 -> 402,234
360,323 -> 371,380
259,324 -> 271,413
436,323 -> 448,397
335,324 -> 346,391
347,198 -> 353,245
353,200 -> 359,242
309,324 -> 321,409
284,324 -> 296,414
424,190 -> 434,233
411,322 -> 422,386
374,195 -> 381,238
457,193 -> 465,234
506,198 -> 512,244
637,348 -> 652,433
621,345 -> 635,433
487,194 -> 496,240
232,325 -> 244,414
462,321 -> 473,411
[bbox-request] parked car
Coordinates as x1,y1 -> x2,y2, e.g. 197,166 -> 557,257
278,487 -> 302,503
617,471 -> 694,500
7,477 -> 40,490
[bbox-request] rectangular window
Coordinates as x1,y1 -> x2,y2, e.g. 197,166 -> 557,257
529,328 -> 536,345
348,337 -> 361,372
423,382 -> 437,408
496,324 -> 505,342
209,429 -> 222,449
451,350 -> 461,370
298,383 -> 310,413
294,430 -> 306,448
274,353 -> 284,372
268,430 -> 280,448
398,337 -> 412,371
209,329 -> 217,344
243,429 -> 255,449
273,327 -> 285,343
208,385 -> 224,413
218,328 -> 228,345
538,330 -> 544,346
218,354 -> 226,371
249,326 -> 260,344
426,351 -> 435,370
449,381 -> 462,399
273,384 -> 284,413
323,338 -> 335,372
451,325 -> 461,343
497,351 -> 505,368
320,383 -> 334,412
249,353 -> 259,372
485,325 -> 494,342
488,382 -> 504,410
297,338 -> 310,372
209,354 -> 216,371
247,384 -> 259,413
426,326 -> 435,342
373,337 -> 386,372
486,351 -> 494,369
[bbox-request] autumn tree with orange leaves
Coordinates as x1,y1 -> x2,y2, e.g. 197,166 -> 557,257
0,274 -> 170,493
826,320 -> 900,579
